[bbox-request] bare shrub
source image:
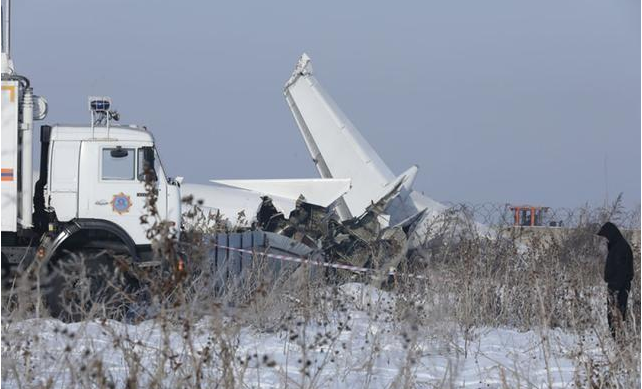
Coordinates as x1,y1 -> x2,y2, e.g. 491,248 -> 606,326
1,196 -> 640,388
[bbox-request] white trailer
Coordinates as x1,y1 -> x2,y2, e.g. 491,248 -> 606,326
1,78 -> 19,232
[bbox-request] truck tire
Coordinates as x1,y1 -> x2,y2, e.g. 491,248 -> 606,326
44,249 -> 140,322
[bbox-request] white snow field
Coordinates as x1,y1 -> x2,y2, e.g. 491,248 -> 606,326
2,283 -> 632,389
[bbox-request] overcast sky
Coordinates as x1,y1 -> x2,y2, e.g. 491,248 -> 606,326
11,0 -> 641,208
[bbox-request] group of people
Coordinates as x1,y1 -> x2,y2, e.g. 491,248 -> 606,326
597,222 -> 635,341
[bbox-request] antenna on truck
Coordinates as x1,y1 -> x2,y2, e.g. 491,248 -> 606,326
2,0 -> 10,57
1,0 -> 10,69
1,0 -> 15,74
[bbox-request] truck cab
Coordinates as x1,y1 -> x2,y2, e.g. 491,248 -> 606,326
40,124 -> 181,247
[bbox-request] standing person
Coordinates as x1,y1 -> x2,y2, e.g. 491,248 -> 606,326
597,222 -> 634,340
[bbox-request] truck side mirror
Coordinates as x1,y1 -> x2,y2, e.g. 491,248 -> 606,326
110,146 -> 128,158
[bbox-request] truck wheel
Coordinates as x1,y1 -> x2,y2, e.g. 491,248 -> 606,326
44,250 -> 140,322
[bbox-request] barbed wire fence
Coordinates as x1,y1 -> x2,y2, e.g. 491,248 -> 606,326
441,201 -> 641,231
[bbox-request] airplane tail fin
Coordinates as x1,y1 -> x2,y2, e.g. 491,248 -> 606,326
285,54 -> 422,220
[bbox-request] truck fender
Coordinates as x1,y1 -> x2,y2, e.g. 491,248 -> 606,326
38,219 -> 139,265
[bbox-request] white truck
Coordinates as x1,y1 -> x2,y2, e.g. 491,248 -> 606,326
1,6 -> 181,307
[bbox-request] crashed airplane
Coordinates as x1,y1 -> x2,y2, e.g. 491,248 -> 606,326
182,54 -> 472,257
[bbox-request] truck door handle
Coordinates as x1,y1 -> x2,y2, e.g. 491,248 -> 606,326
95,199 -> 109,205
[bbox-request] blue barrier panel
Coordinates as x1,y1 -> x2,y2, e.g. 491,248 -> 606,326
214,233 -> 229,289
204,231 -> 320,289
241,230 -> 254,272
228,233 -> 242,277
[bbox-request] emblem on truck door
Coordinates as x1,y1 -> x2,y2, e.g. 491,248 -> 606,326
110,192 -> 132,215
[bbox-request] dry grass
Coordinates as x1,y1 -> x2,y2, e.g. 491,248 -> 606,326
1,198 -> 640,388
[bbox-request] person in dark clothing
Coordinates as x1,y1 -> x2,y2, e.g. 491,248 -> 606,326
596,222 -> 634,340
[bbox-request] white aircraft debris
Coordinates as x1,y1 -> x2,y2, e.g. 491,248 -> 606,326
283,54 -> 461,246
181,178 -> 350,228
183,53 -> 485,248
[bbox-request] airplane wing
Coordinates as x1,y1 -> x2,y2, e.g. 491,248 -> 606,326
211,178 -> 350,208
181,182 -> 298,226
182,178 -> 350,228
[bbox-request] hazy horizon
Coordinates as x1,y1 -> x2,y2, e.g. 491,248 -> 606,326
10,0 -> 641,209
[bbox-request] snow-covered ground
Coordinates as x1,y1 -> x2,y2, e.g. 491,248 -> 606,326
0,284 -> 628,388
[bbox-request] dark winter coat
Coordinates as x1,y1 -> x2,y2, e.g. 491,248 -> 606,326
597,222 -> 634,290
